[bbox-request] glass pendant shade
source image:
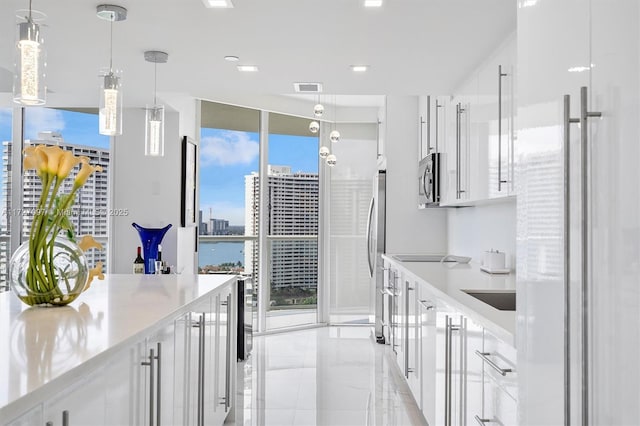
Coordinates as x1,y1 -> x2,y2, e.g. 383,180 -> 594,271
314,103 -> 324,117
145,104 -> 165,156
319,146 -> 330,159
326,154 -> 337,167
99,70 -> 123,136
309,121 -> 320,133
329,130 -> 341,143
14,19 -> 45,106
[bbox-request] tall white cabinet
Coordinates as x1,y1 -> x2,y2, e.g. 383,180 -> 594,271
517,0 -> 640,424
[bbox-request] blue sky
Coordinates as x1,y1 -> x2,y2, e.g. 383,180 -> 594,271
200,128 -> 318,225
0,108 -> 318,227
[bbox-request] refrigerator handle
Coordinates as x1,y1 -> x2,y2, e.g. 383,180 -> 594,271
366,196 -> 375,278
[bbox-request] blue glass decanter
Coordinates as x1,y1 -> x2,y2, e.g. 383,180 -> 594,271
132,223 -> 172,274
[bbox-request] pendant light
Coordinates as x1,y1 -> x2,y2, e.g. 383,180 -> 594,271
97,4 -> 127,136
144,51 -> 168,157
329,94 -> 340,143
13,0 -> 46,106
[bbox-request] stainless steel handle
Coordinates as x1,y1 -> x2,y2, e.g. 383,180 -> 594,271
563,94 -> 579,426
198,314 -> 205,426
475,415 -> 491,425
62,411 -> 69,426
579,85 -> 601,426
426,95 -> 432,152
422,167 -> 430,200
456,103 -> 466,199
156,342 -> 162,426
366,196 -> 375,278
420,115 -> 425,158
498,65 -> 508,191
225,293 -> 232,410
141,348 -> 155,426
418,299 -> 434,310
445,316 -> 452,426
435,99 -> 442,153
404,282 -> 412,378
475,350 -> 513,376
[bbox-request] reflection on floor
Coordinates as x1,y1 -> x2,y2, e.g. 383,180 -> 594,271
231,326 -> 426,426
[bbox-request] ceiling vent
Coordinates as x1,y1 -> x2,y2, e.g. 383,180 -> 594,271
294,82 -> 323,93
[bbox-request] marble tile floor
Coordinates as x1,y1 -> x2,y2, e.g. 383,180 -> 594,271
229,326 -> 427,426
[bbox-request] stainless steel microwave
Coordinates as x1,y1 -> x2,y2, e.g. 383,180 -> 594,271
418,153 -> 440,207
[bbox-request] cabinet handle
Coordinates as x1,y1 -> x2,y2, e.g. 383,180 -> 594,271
579,86 -> 601,426
418,299 -> 434,310
475,350 -> 513,376
445,316 -> 452,426
563,94 -> 579,426
456,103 -> 466,199
366,196 -> 375,278
225,293 -> 232,410
474,415 -> 491,425
198,314 -> 205,426
140,348 -> 155,426
62,411 -> 69,426
498,65 -> 508,192
156,342 -> 162,426
435,99 -> 442,153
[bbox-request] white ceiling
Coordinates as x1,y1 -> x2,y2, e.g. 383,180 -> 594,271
0,0 -> 516,110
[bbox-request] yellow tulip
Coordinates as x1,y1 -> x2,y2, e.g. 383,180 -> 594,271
74,162 -> 103,188
84,262 -> 105,292
40,145 -> 65,175
57,151 -> 85,180
78,235 -> 104,252
23,146 -> 47,174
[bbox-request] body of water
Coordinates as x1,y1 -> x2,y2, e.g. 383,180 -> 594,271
198,241 -> 245,267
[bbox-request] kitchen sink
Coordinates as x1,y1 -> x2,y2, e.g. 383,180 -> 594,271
462,290 -> 516,311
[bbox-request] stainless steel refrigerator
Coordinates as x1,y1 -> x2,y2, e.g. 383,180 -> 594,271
366,169 -> 386,344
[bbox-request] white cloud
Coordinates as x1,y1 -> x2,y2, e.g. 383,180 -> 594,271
24,108 -> 65,140
200,130 -> 258,166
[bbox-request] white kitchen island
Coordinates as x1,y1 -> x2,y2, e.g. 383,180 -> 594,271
0,273 -> 237,426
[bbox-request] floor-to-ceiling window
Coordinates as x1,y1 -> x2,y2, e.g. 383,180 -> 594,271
266,113 -> 319,330
0,107 -> 109,288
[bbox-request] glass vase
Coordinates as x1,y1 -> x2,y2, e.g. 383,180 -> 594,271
132,223 -> 172,274
8,236 -> 89,307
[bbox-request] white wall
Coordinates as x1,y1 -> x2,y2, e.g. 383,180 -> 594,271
447,199 -> 516,268
109,108 -> 181,273
384,96 -> 447,254
163,94 -> 200,274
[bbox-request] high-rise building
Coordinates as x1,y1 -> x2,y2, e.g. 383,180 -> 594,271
2,136 -> 110,274
244,166 -> 319,289
210,218 -> 229,235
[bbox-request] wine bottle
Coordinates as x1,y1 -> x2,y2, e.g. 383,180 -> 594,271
155,245 -> 163,274
133,246 -> 144,274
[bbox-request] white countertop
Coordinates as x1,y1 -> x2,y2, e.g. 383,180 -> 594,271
382,255 -> 516,346
0,273 -> 237,421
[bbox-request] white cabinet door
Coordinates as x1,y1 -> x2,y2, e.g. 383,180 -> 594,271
148,322 -> 177,426
405,278 -> 420,399
462,317 -> 484,426
475,35 -> 517,200
5,405 -> 43,426
441,95 -> 471,205
588,1 -> 640,423
104,340 -> 146,426
211,290 -> 231,425
482,375 -> 518,426
417,286 -> 437,425
43,367 -> 106,426
516,0 -> 589,424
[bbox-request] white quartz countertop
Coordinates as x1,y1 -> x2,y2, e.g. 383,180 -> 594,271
382,254 -> 516,346
0,273 -> 237,421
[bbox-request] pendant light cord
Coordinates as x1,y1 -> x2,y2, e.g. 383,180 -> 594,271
109,18 -> 114,71
28,0 -> 33,19
154,62 -> 158,105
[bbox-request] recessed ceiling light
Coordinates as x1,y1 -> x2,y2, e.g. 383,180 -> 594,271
237,65 -> 258,72
202,0 -> 234,8
351,65 -> 369,72
224,55 -> 239,62
364,0 -> 383,7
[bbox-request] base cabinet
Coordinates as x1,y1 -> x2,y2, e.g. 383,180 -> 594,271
4,282 -> 236,426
